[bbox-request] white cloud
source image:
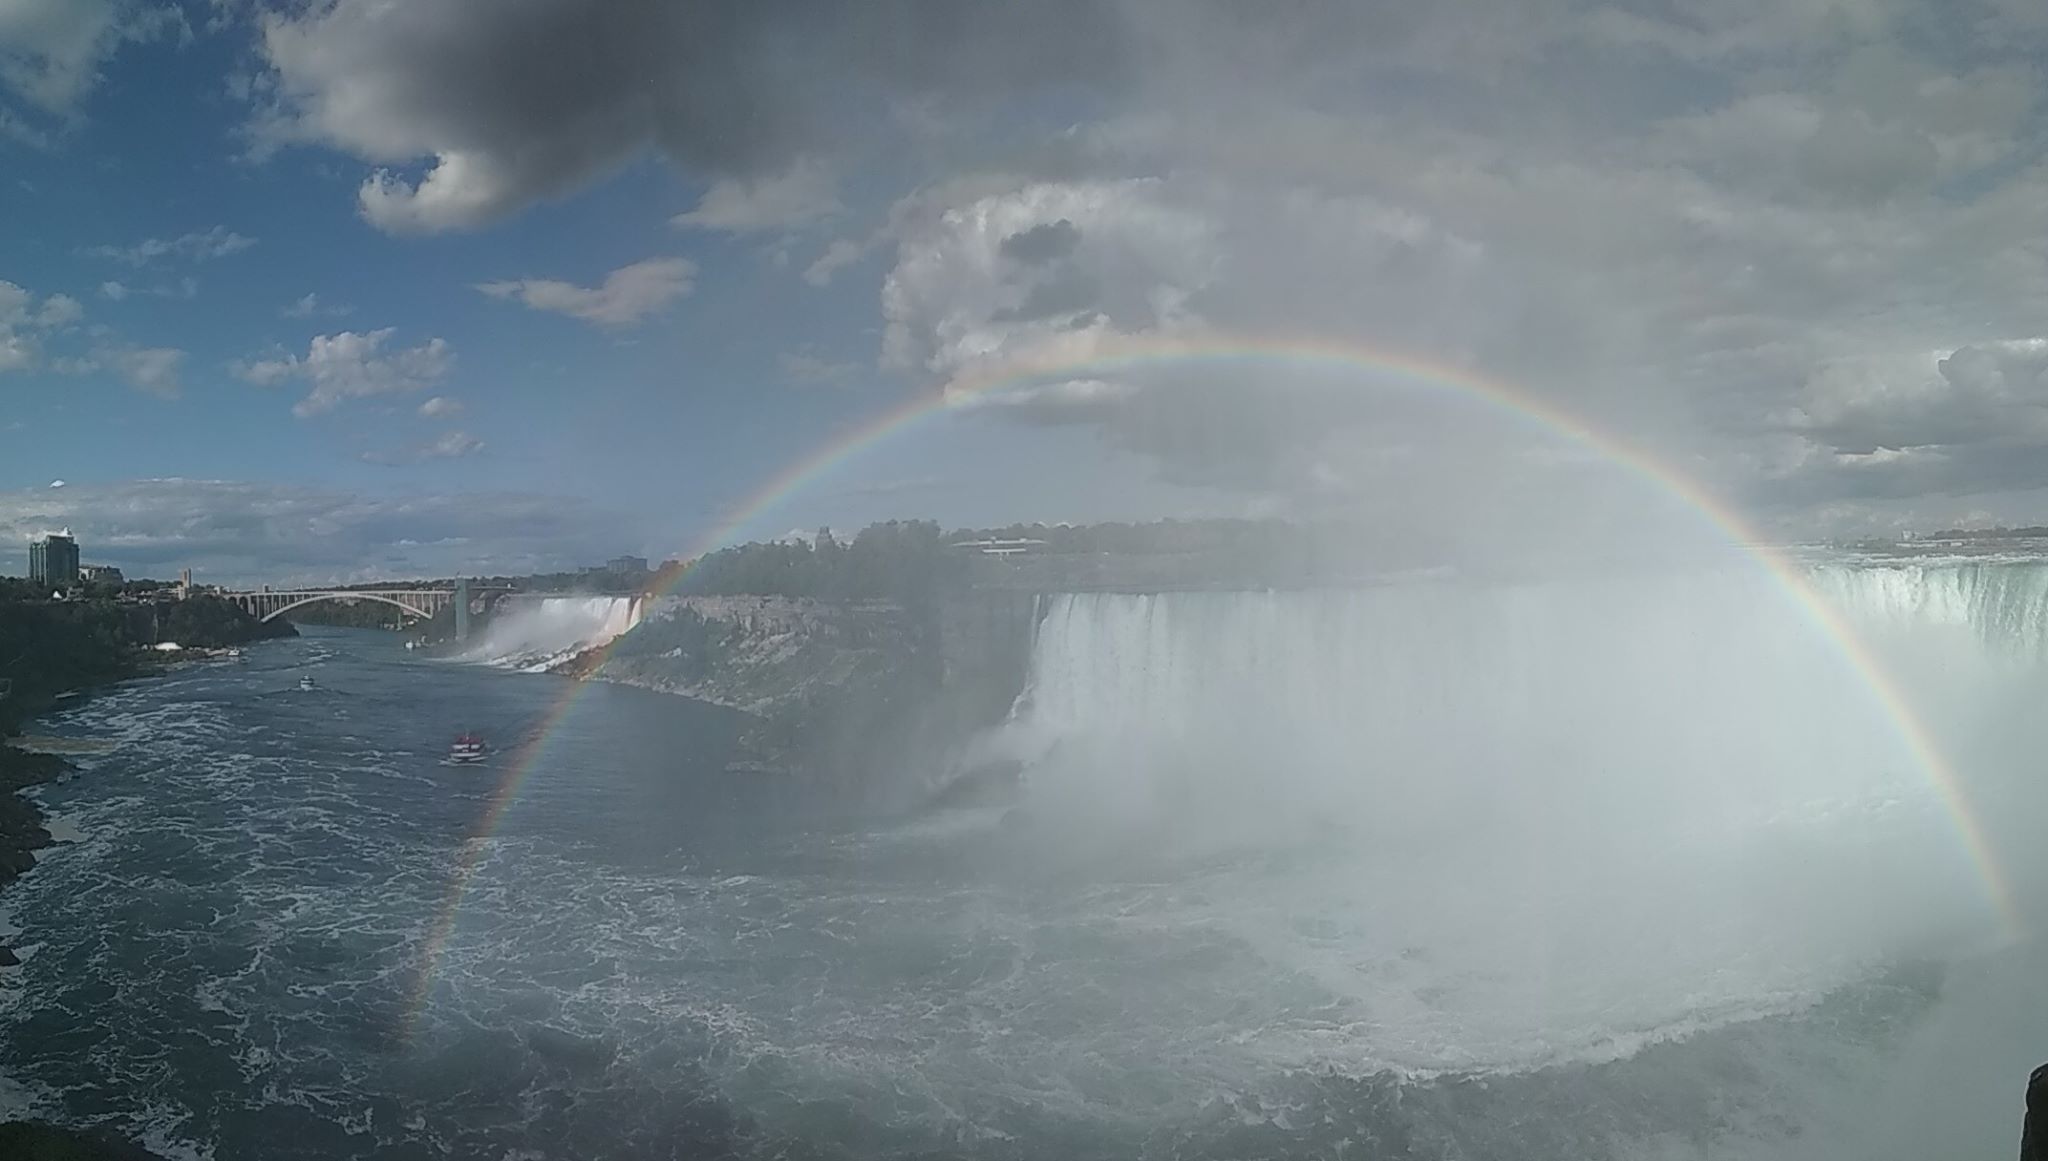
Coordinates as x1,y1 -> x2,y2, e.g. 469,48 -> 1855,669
100,346 -> 182,397
54,344 -> 187,397
423,429 -> 482,459
361,429 -> 485,465
474,257 -> 694,328
100,278 -> 200,302
0,0 -> 144,116
803,238 -> 868,287
672,157 -> 840,233
108,346 -> 182,397
418,395 -> 462,418
34,293 -> 81,327
0,477 -> 631,585
0,278 -> 90,374
881,178 -> 1218,385
86,226 -> 257,266
355,155 -> 522,234
281,292 -> 352,318
236,328 -> 454,417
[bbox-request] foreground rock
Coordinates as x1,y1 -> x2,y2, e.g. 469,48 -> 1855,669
0,745 -> 66,890
2025,1062 -> 2048,1160
0,1122 -> 169,1160
555,594 -> 1036,796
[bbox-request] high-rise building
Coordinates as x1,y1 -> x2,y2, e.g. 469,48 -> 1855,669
607,555 -> 650,574
80,564 -> 124,585
29,530 -> 80,587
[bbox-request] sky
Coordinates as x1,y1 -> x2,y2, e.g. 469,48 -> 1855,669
6,0 -> 2048,583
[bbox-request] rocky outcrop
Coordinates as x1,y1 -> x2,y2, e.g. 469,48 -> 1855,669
0,1122 -> 170,1160
0,735 -> 68,891
559,594 -> 1040,793
571,596 -> 917,715
2025,1062 -> 2048,1161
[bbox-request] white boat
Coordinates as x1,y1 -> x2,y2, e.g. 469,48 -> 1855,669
298,676 -> 316,691
447,733 -> 488,764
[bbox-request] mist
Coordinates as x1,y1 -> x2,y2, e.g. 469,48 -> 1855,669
886,503 -> 2048,1153
15,0 -> 2048,1156
453,595 -> 643,671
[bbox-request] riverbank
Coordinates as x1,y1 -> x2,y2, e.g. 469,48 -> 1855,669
0,711 -> 173,1158
0,597 -> 287,1161
0,1120 -> 170,1159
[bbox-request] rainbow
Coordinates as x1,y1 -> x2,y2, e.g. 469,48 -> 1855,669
403,332 -> 2021,1036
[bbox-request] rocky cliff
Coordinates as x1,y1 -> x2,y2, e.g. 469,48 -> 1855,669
558,593 -> 1039,797
0,1121 -> 170,1160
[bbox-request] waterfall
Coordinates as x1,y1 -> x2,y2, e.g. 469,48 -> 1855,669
1004,564 -> 2048,834
1810,561 -> 2048,659
1006,576 -> 1930,845
455,595 -> 644,672
973,564 -> 2048,1068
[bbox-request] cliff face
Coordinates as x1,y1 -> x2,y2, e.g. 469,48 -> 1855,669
563,594 -> 1039,793
581,596 -> 920,713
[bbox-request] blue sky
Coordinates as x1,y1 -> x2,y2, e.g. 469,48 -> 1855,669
8,1 -> 2048,581
0,1 -> 1228,582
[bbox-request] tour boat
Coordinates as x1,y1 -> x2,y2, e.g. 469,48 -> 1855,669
298,676 -> 317,691
447,733 -> 488,764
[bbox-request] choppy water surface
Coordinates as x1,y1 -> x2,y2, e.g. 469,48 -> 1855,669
0,623 -> 2042,1160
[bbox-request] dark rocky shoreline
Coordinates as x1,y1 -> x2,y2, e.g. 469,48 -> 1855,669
0,742 -> 67,893
0,689 -> 176,1159
0,719 -> 174,1158
0,597 -> 291,1160
0,1120 -> 171,1159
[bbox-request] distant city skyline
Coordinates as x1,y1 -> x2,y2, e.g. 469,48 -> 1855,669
27,528 -> 78,587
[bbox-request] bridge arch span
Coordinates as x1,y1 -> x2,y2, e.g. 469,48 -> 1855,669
255,592 -> 437,624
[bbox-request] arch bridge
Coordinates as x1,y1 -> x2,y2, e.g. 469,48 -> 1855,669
223,588 -> 460,623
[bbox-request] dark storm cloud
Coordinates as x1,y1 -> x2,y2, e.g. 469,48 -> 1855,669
250,0 -> 1135,231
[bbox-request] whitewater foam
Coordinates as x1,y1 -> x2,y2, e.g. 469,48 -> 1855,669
983,572 -> 2019,1074
455,596 -> 643,670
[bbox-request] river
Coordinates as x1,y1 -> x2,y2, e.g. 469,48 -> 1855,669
0,621 -> 2043,1159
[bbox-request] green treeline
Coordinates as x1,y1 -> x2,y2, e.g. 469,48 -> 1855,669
0,601 -> 148,730
0,595 -> 293,732
645,517 -> 1347,603
456,517 -> 1339,605
663,521 -> 956,604
160,596 -> 300,648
